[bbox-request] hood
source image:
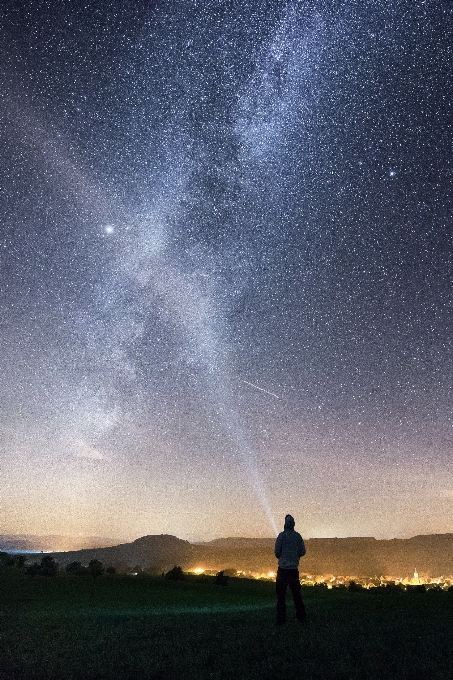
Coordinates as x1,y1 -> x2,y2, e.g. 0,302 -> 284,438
284,515 -> 295,530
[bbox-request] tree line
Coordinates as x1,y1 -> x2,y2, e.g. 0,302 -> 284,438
0,552 -> 113,579
1,553 -> 230,586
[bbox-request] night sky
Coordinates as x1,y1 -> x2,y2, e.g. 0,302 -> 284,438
1,0 -> 452,542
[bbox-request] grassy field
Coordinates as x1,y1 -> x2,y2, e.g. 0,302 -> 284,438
1,570 -> 453,680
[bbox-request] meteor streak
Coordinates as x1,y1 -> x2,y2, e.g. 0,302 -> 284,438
243,380 -> 280,400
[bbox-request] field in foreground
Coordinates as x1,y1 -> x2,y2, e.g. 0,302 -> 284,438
1,571 -> 453,680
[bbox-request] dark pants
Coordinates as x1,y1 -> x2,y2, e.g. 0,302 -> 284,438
276,567 -> 306,623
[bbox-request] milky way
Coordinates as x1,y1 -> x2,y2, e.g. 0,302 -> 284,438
1,0 -> 452,541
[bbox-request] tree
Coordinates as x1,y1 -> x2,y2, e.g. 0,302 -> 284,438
385,583 -> 404,592
14,554 -> 27,569
165,566 -> 185,581
65,561 -> 86,576
39,555 -> 59,577
87,559 -> 105,581
222,568 -> 237,578
348,581 -> 362,592
26,562 -> 41,577
215,571 -> 229,586
0,552 -> 26,569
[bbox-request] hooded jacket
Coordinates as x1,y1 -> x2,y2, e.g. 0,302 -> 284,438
274,515 -> 306,569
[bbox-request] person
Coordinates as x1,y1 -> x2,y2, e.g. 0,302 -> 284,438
274,514 -> 307,624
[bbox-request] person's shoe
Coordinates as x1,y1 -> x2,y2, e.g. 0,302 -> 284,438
296,614 -> 307,623
276,618 -> 286,625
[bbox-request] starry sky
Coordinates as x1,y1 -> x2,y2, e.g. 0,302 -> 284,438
1,0 -> 452,542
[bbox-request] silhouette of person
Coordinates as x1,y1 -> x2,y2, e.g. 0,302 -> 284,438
274,514 -> 307,624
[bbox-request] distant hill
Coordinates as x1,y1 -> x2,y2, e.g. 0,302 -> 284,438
201,538 -> 275,548
0,535 -> 124,553
9,532 -> 453,577
301,535 -> 453,577
192,534 -> 453,577
46,534 -> 193,572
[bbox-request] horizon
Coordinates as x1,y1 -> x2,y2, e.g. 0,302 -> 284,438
3,529 -> 453,548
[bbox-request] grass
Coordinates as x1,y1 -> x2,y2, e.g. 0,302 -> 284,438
1,570 -> 453,679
